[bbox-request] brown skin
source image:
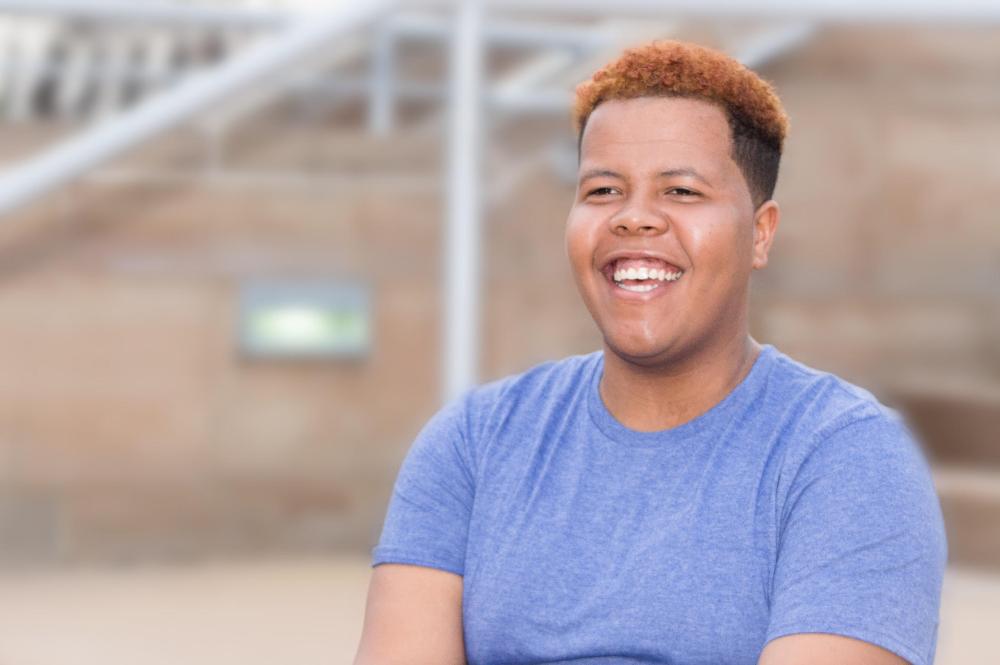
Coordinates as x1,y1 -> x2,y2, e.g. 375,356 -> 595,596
566,96 -> 779,432
353,95 -> 906,665
353,563 -> 465,665
759,633 -> 908,665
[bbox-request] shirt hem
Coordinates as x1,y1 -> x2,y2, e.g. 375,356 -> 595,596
765,621 -> 928,665
370,547 -> 464,577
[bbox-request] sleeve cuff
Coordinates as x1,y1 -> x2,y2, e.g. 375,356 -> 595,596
370,546 -> 465,577
765,621 -> 929,665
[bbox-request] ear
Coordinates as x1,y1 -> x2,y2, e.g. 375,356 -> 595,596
751,199 -> 780,270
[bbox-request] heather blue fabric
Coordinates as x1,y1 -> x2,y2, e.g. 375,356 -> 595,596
371,345 -> 947,665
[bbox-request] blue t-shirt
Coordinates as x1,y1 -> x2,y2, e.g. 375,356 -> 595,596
371,344 -> 947,665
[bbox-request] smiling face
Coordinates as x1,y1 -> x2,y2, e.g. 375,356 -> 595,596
565,96 -> 778,368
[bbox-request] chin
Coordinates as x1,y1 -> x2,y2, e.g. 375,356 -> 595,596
602,331 -> 683,367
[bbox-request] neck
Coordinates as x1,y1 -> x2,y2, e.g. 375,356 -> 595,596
599,334 -> 761,432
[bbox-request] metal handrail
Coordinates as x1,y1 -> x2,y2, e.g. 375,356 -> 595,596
0,3 -> 391,218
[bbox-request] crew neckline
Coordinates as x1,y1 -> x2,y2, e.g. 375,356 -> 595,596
586,344 -> 776,447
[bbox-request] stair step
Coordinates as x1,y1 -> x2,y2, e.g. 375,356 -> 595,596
933,465 -> 1000,571
935,466 -> 1000,501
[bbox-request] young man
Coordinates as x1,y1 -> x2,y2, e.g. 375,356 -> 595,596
355,41 -> 946,665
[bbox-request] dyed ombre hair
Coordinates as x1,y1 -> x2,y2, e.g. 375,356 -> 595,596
573,40 -> 789,208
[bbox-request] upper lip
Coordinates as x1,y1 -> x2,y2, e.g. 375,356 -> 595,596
598,249 -> 686,272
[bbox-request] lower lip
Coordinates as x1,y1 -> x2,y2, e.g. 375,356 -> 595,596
602,272 -> 681,301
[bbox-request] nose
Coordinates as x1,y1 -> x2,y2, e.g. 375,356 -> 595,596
608,198 -> 668,236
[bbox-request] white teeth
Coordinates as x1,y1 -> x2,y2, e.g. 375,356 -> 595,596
612,266 -> 684,283
619,283 -> 659,292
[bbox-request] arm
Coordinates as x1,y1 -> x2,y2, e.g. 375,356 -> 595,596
759,633 -> 909,665
353,563 -> 466,665
360,389 -> 480,663
763,414 -> 946,665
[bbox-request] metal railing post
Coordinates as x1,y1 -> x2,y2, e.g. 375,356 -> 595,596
443,0 -> 483,402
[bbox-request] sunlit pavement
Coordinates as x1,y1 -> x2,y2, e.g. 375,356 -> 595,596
0,556 -> 993,665
0,556 -> 372,665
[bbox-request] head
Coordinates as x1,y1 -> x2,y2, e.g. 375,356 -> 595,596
565,40 -> 789,367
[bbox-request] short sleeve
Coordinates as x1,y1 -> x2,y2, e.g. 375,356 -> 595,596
371,392 -> 477,576
766,414 -> 948,665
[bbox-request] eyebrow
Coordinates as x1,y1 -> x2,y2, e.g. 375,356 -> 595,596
578,167 -> 712,186
578,168 -> 621,183
659,167 -> 711,186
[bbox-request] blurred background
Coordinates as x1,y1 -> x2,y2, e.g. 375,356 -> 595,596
0,0 -> 996,663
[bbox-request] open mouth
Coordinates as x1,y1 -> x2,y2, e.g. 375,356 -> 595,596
602,258 -> 684,293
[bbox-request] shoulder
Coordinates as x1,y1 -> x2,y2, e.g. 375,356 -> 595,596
460,350 -> 601,442
760,347 -> 937,494
762,346 -> 907,449
762,353 -> 947,607
763,347 -> 938,518
412,351 -> 599,477
766,347 -> 895,429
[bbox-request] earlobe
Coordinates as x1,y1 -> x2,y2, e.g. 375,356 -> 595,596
751,200 -> 780,270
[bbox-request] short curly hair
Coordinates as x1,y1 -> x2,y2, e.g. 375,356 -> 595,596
573,40 -> 790,208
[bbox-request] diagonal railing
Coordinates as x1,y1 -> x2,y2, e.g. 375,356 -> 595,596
0,2 -> 390,218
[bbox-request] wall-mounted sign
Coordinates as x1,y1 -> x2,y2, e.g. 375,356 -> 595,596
238,281 -> 371,359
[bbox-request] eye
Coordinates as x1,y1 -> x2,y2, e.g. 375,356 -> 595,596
586,186 -> 619,197
667,187 -> 699,197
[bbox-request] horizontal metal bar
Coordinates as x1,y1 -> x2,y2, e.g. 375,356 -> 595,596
83,167 -> 440,192
0,0 -> 286,29
470,0 -> 1000,22
388,11 -> 609,49
0,2 -> 612,48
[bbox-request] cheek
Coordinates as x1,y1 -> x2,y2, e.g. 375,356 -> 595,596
565,211 -> 596,269
685,217 -> 751,270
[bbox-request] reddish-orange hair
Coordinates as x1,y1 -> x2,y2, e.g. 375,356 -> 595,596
572,40 -> 790,206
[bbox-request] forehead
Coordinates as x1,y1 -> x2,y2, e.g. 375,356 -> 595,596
579,97 -> 734,174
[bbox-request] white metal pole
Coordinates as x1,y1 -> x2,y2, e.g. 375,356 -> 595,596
443,0 -> 483,402
369,19 -> 396,136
